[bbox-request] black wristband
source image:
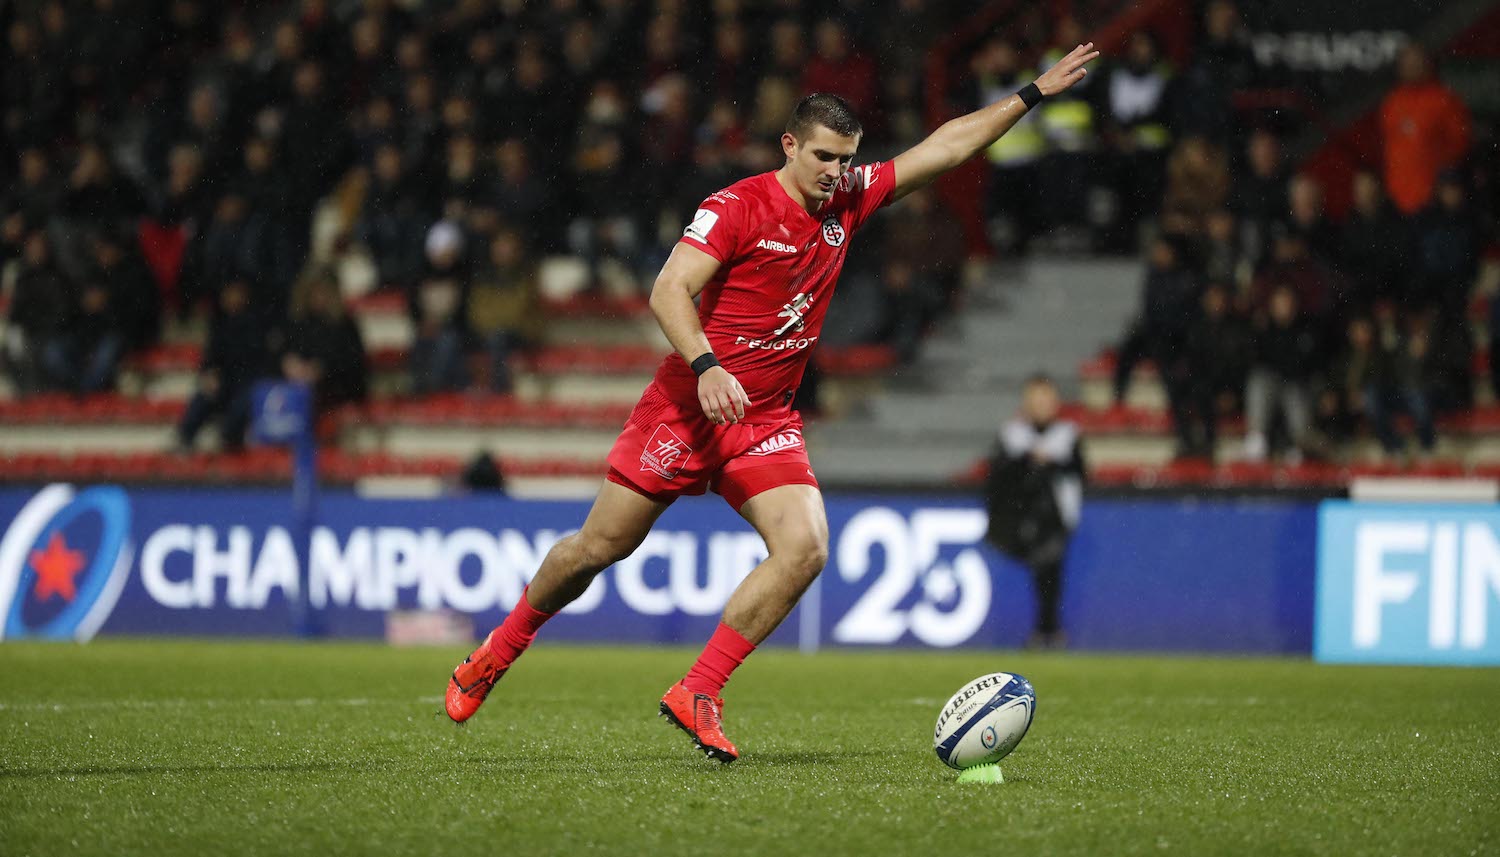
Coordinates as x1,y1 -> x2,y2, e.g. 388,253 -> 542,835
690,353 -> 721,376
1018,82 -> 1044,109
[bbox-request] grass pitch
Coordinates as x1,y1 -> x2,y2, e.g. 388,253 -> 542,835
1,641 -> 1497,857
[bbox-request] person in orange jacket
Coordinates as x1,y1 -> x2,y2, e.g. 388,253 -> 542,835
1380,45 -> 1470,216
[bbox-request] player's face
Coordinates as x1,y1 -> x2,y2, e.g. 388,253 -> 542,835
782,125 -> 860,203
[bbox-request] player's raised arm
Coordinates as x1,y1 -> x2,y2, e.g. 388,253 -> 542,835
648,242 -> 751,426
890,42 -> 1099,201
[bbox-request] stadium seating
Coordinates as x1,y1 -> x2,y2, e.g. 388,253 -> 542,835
0,290 -> 902,488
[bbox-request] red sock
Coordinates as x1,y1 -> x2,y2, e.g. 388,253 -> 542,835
682,623 -> 756,697
487,587 -> 555,668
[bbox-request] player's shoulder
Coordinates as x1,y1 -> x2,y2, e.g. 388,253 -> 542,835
700,171 -> 776,211
835,161 -> 890,196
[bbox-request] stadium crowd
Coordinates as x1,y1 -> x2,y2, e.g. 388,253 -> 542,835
1,0 -> 973,445
1,0 -> 1494,465
1110,42 -> 1495,464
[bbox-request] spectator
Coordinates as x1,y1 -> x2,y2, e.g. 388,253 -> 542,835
1104,30 -> 1174,236
63,256 -> 129,395
983,374 -> 1085,650
1112,235 -> 1198,411
1036,18 -> 1100,237
493,40 -> 574,147
1318,316 -> 1378,449
86,229 -> 161,355
231,136 -> 300,321
765,19 -> 807,82
466,228 -> 540,394
1234,128 -> 1289,269
638,74 -> 698,221
570,81 -> 644,290
1337,171 -> 1411,310
1363,309 -> 1438,460
1180,283 -> 1249,460
972,38 -> 1043,255
1243,286 -> 1319,462
142,143 -> 210,314
1285,175 -> 1337,263
1414,171 -> 1481,410
1160,136 -> 1230,234
875,187 -> 966,363
57,142 -> 141,277
279,274 -> 368,417
177,279 -> 268,452
190,193 -> 257,316
4,231 -> 75,394
1381,45 -> 1470,216
437,133 -> 489,219
409,220 -> 470,394
1251,229 -> 1342,325
491,139 -> 555,253
1412,170 -> 1481,320
5,148 -> 61,228
1490,291 -> 1500,403
1202,209 -> 1247,289
1176,0 -> 1255,140
709,18 -> 754,107
460,450 -> 508,493
356,142 -> 426,289
802,19 -> 880,129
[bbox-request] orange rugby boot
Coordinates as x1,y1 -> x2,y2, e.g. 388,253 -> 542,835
659,681 -> 739,762
445,630 -> 507,723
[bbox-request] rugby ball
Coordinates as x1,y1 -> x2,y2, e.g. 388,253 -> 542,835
933,672 -> 1035,770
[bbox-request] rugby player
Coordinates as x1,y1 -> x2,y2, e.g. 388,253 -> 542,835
446,42 -> 1099,762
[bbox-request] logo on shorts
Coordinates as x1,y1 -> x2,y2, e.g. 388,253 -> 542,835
746,429 -> 804,457
640,424 -> 694,480
821,216 -> 846,247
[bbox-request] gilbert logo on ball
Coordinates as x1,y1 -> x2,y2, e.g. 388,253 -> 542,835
0,484 -> 133,641
933,672 -> 1036,770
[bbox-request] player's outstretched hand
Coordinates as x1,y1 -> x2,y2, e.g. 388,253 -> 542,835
1034,42 -> 1100,97
698,366 -> 750,426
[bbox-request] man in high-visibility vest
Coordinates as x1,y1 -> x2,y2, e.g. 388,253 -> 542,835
973,37 -> 1046,255
1037,19 -> 1100,243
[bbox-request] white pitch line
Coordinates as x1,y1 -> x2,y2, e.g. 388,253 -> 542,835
0,696 -> 445,713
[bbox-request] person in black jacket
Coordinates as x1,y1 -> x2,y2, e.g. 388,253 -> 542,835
984,375 -> 1086,649
4,231 -> 75,394
87,229 -> 161,355
1338,171 -> 1411,310
1180,283 -> 1250,460
279,275 -> 368,420
1242,285 -> 1321,462
1112,234 -> 1198,407
176,279 -> 268,452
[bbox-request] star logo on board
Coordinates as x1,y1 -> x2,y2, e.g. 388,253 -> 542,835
29,532 -> 85,603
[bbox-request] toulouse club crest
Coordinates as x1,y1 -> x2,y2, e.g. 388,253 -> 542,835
0,484 -> 133,641
821,216 -> 846,247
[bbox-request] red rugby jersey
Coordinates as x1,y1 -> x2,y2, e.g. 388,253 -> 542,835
637,162 -> 897,426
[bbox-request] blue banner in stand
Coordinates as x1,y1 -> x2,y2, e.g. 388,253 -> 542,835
0,487 -> 1321,652
1316,501 -> 1500,666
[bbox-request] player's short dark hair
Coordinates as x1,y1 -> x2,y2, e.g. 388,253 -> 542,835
786,93 -> 863,141
1024,372 -> 1056,390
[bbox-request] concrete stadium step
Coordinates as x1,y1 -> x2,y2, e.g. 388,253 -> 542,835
808,258 -> 1142,487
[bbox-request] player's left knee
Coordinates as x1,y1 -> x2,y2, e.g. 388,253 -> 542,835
781,534 -> 828,581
